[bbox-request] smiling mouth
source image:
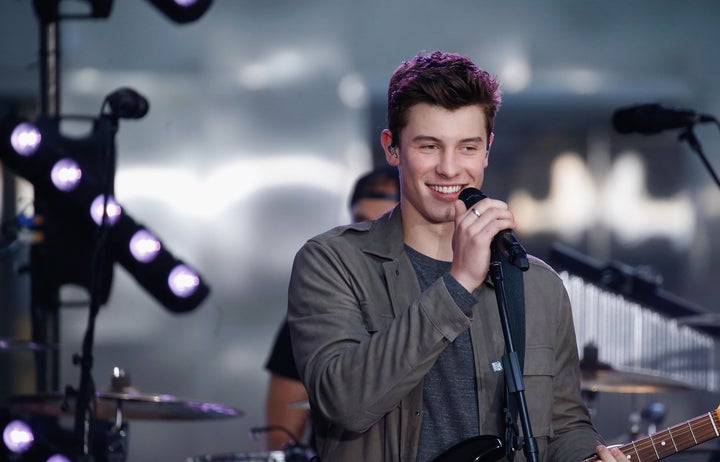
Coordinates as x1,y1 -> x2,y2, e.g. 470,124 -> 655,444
429,185 -> 463,194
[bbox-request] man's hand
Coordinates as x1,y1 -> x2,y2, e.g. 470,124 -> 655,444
594,444 -> 627,461
449,197 -> 516,292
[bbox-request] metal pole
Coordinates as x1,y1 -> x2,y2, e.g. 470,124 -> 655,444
32,0 -> 62,394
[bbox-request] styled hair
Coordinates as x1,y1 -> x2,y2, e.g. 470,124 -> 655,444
386,51 -> 501,147
349,165 -> 400,208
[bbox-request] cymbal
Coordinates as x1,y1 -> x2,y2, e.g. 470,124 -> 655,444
0,337 -> 55,352
5,391 -> 244,421
580,361 -> 696,393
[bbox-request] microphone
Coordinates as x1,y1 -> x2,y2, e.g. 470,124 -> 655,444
458,188 -> 529,271
105,87 -> 150,119
612,103 -> 714,135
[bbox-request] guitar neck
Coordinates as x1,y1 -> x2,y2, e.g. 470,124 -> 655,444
582,408 -> 720,462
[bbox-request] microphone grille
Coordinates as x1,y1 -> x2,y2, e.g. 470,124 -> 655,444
458,188 -> 486,208
611,103 -> 660,134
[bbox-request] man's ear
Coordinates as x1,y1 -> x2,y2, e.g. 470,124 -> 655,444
485,132 -> 494,165
381,129 -> 399,166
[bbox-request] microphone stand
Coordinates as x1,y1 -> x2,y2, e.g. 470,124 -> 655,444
678,126 -> 720,190
489,255 -> 539,462
73,114 -> 118,461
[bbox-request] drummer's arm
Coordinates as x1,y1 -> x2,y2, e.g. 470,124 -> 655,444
265,373 -> 310,450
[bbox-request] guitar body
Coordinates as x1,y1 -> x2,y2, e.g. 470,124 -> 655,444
431,435 -> 504,462
431,405 -> 720,462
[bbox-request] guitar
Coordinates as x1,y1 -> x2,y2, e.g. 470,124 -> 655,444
432,405 -> 720,462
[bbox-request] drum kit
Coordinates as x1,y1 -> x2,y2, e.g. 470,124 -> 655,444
0,338 -> 315,462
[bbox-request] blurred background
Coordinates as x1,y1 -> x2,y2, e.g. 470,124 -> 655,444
1,0 -> 720,460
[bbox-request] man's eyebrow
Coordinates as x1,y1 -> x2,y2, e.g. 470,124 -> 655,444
459,136 -> 485,144
410,135 -> 442,143
410,135 -> 485,144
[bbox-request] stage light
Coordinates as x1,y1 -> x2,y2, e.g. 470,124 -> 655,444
144,0 -> 213,24
2,419 -> 34,454
50,158 -> 82,191
110,213 -> 210,312
129,229 -> 161,263
168,264 -> 201,298
2,104 -> 210,313
10,122 -> 42,156
46,455 -> 72,462
90,194 -> 122,226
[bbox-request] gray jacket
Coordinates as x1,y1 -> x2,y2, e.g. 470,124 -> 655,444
288,206 -> 600,461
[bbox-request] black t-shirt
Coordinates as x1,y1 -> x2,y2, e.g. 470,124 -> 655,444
265,320 -> 301,381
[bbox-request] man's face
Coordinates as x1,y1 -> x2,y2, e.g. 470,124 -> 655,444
389,103 -> 490,226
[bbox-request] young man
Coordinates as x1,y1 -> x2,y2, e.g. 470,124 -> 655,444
264,165 -> 400,451
287,51 -> 625,462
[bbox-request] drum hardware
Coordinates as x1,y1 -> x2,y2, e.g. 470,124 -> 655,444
3,368 -> 243,462
245,425 -> 315,462
187,447 -> 316,462
186,450 -> 291,462
4,388 -> 244,422
579,344 -> 696,394
5,367 -> 243,423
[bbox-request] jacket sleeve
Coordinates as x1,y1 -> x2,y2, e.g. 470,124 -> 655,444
546,282 -> 602,461
287,239 -> 472,433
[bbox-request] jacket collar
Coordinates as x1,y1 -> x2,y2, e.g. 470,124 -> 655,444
359,204 -> 405,260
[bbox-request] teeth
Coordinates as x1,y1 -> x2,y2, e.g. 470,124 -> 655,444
430,185 -> 462,194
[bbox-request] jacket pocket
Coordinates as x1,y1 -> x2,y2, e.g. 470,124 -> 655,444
522,345 -> 555,437
360,301 -> 394,333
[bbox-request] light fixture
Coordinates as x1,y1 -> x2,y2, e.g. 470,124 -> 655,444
10,122 -> 42,156
90,194 -> 122,226
129,229 -> 161,263
143,0 -> 213,24
2,420 -> 34,454
110,213 -> 210,312
50,158 -> 82,191
1,107 -> 210,312
46,455 -> 72,462
168,264 -> 201,298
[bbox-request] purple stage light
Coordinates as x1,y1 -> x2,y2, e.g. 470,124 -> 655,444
2,420 -> 34,454
10,122 -> 42,156
46,455 -> 72,462
129,229 -> 162,263
90,195 -> 122,226
168,264 -> 200,298
51,158 -> 83,191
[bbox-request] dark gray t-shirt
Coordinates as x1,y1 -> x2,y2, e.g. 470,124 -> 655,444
405,245 -> 480,462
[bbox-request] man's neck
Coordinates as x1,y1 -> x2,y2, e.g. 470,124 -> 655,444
402,216 -> 455,262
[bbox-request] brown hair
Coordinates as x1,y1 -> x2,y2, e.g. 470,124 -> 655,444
386,51 -> 501,148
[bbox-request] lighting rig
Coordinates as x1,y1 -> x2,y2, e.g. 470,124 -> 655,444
1,1 -> 213,460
